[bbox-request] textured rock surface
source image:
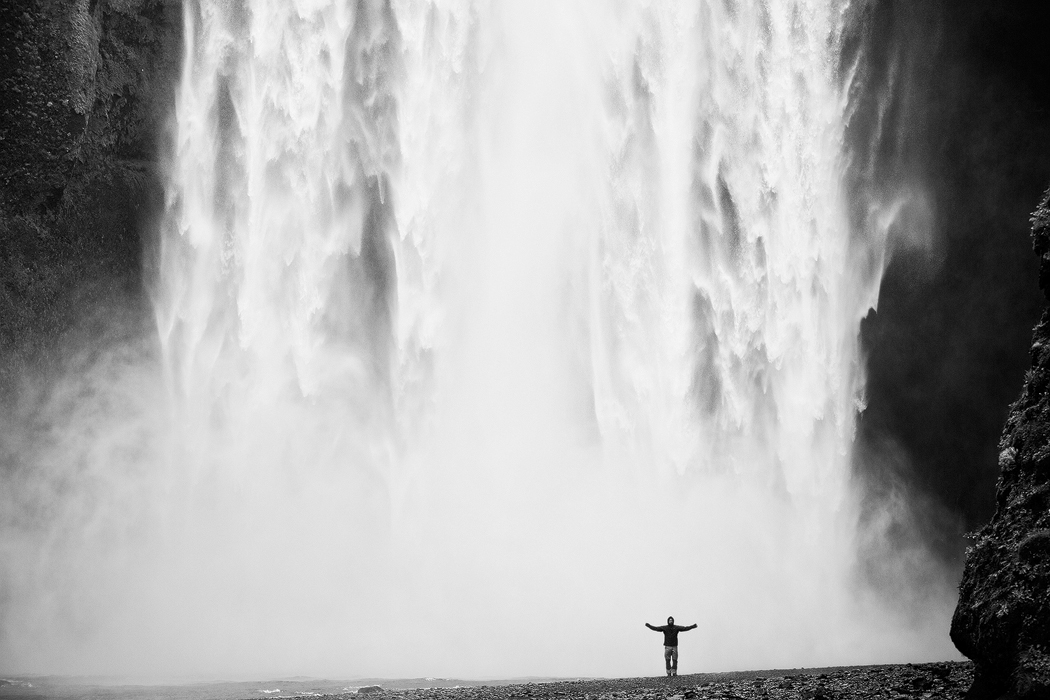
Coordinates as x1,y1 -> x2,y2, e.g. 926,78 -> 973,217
0,0 -> 179,372
950,189 -> 1050,699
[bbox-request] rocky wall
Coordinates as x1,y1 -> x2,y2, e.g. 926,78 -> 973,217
951,189 -> 1050,699
0,0 -> 180,375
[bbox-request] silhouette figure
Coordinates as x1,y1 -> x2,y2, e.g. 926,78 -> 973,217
645,616 -> 697,677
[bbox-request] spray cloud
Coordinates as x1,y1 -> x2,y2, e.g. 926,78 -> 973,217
1,0 -> 959,679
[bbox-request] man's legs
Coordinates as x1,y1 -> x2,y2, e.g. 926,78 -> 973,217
663,647 -> 673,676
670,647 -> 678,676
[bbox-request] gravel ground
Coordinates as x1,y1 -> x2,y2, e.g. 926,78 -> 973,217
306,662 -> 971,700
0,662 -> 971,700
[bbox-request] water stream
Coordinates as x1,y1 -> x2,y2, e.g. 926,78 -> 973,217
1,0 -> 958,679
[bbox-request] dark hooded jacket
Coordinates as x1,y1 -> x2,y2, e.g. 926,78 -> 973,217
647,623 -> 697,647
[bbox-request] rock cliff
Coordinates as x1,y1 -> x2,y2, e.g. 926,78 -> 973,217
0,0 -> 179,373
951,189 -> 1050,699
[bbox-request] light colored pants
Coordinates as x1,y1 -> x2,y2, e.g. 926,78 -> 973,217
664,645 -> 678,671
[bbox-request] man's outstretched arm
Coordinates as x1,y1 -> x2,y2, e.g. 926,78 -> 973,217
645,623 -> 659,630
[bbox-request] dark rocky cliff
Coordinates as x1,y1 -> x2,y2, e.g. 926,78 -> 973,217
951,190 -> 1050,699
0,0 -> 179,377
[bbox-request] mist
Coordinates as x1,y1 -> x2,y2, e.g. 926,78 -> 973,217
846,0 -> 1050,573
0,0 -> 1008,680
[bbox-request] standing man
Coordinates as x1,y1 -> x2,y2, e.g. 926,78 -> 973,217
645,616 -> 697,677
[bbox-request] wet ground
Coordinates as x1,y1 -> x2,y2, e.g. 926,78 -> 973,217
343,663 -> 970,700
0,662 -> 971,700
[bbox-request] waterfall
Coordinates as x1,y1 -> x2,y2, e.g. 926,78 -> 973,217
0,0 -> 958,679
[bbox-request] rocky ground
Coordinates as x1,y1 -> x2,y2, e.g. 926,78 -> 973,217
0,662 -> 974,700
310,663 -> 971,700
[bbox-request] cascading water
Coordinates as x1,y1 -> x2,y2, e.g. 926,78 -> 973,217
0,0 -> 958,680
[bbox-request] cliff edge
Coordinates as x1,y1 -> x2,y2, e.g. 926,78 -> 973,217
951,189 -> 1050,699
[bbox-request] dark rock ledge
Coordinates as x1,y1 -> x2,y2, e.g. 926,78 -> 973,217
951,189 -> 1050,699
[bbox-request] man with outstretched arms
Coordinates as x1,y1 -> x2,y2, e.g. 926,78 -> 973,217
645,616 -> 697,677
